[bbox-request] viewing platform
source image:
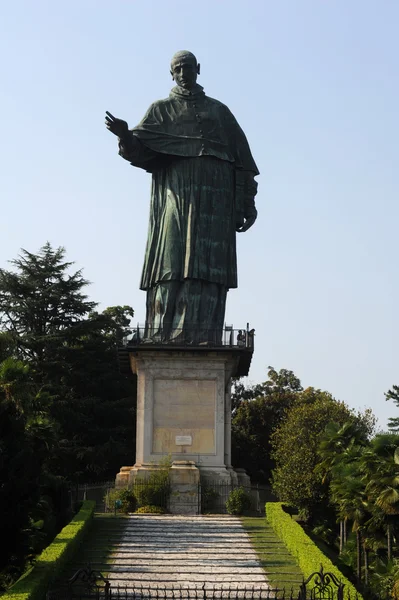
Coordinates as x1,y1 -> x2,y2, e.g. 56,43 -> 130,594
118,325 -> 254,377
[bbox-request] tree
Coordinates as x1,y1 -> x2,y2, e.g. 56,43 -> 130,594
271,388 -> 374,523
336,459 -> 367,582
317,421 -> 370,554
46,304 -> 136,480
361,434 -> 399,561
231,367 -> 302,482
0,244 -> 137,589
0,243 -> 96,367
386,385 -> 399,432
0,358 -> 41,589
323,440 -> 368,582
0,244 -> 136,481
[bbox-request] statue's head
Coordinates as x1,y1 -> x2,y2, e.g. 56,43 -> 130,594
170,51 -> 200,90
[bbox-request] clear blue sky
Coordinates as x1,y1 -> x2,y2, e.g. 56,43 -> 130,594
1,1 -> 398,429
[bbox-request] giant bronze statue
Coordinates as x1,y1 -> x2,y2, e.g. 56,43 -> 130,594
106,51 -> 259,343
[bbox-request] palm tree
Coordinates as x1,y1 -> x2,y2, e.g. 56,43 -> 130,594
318,421 -> 369,555
330,459 -> 368,582
361,434 -> 399,561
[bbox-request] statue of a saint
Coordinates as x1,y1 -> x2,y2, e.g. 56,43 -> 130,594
106,51 -> 259,343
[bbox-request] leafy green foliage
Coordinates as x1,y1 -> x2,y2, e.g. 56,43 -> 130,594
0,244 -> 137,588
201,486 -> 220,513
367,557 -> 399,598
105,488 -> 137,513
0,383 -> 41,589
132,458 -> 171,509
2,501 -> 95,600
386,385 -> 399,432
0,243 -> 136,482
271,389 -> 373,522
266,502 -> 362,600
0,356 -> 72,591
134,472 -> 170,509
135,505 -> 166,514
225,487 -> 251,515
316,423 -> 399,592
232,367 -> 302,482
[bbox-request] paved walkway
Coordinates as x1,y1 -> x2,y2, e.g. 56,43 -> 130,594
107,515 -> 270,590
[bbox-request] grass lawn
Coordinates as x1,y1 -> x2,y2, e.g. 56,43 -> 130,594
241,516 -> 304,593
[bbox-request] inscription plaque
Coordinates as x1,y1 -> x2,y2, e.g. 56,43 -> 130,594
175,435 -> 193,446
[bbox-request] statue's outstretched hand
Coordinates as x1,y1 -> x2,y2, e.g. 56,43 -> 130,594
105,111 -> 129,138
236,208 -> 257,233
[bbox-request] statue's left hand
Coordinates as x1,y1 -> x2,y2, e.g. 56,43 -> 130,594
236,209 -> 257,233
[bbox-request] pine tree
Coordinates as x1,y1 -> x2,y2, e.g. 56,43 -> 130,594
0,243 -> 136,481
0,244 -> 94,349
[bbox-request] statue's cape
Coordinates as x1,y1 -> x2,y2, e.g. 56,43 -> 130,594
131,85 -> 259,174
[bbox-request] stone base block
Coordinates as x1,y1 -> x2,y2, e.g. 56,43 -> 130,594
199,467 -> 234,485
115,464 -> 251,488
168,461 -> 200,515
127,463 -> 165,486
115,466 -> 133,488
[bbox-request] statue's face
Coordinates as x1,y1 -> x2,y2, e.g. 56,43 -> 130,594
171,58 -> 198,89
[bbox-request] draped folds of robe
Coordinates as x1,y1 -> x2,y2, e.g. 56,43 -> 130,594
118,84 -> 259,341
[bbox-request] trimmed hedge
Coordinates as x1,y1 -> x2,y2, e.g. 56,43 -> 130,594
3,500 -> 95,600
266,503 -> 363,600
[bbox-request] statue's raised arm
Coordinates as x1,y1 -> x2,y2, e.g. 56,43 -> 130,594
105,111 -> 129,138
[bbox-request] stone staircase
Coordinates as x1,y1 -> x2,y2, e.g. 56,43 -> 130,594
106,515 -> 270,590
59,514 -> 304,596
65,514 -> 272,591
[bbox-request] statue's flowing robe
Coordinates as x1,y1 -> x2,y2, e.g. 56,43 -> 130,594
119,84 -> 259,339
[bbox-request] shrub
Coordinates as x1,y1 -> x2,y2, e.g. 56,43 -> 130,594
134,471 -> 170,509
2,500 -> 95,600
104,488 -> 136,513
201,487 -> 219,513
135,505 -> 165,514
266,502 -> 363,600
226,487 -> 251,515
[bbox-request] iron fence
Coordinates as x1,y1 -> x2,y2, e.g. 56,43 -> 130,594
200,482 -> 261,515
122,325 -> 254,350
47,581 -> 297,600
70,480 -> 263,516
46,567 -> 366,600
47,587 -> 371,600
69,481 -> 115,512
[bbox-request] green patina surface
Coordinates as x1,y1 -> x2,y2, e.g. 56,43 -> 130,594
106,51 -> 259,340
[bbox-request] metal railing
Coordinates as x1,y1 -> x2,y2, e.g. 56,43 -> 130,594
122,325 -> 254,350
71,480 -> 262,516
48,570 -> 294,600
47,567 -> 365,600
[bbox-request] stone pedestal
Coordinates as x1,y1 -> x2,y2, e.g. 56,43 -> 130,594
168,461 -> 200,515
116,346 -> 253,505
115,466 -> 133,488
